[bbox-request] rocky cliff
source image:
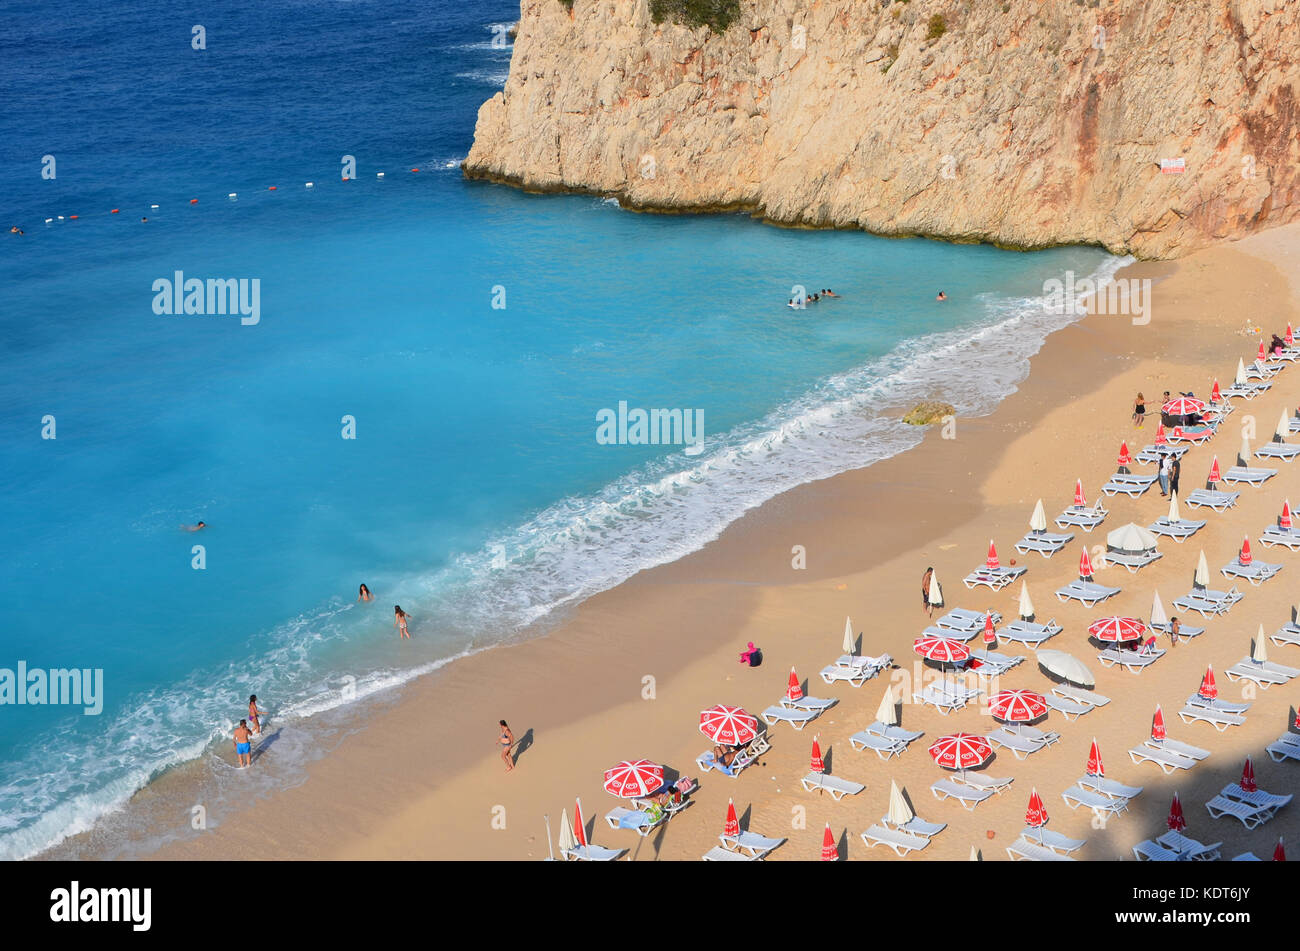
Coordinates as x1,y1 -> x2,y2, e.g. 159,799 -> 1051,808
464,0 -> 1300,258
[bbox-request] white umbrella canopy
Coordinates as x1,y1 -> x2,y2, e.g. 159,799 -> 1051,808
1106,522 -> 1158,554
928,572 -> 944,607
1037,649 -> 1095,687
1235,357 -> 1248,386
875,686 -> 898,726
887,780 -> 914,826
970,846 -> 981,861
842,616 -> 855,656
1278,410 -> 1292,442
1239,434 -> 1252,467
557,807 -> 577,852
1018,581 -> 1035,621
1029,499 -> 1048,533
1253,625 -> 1269,664
1151,590 -> 1168,628
1194,550 -> 1210,587
1168,491 -> 1181,523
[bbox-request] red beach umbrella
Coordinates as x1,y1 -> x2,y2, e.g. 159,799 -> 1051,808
603,760 -> 664,799
1078,547 -> 1094,581
810,734 -> 824,773
1073,479 -> 1087,507
1154,424 -> 1168,446
786,667 -> 803,701
1211,379 -> 1223,403
1087,616 -> 1146,643
1281,500 -> 1293,531
988,689 -> 1048,725
1025,787 -> 1049,829
821,823 -> 837,861
1259,340 -> 1268,361
1162,396 -> 1206,417
1167,792 -> 1187,832
1275,837 -> 1286,862
986,539 -> 1000,570
574,798 -> 588,847
723,798 -> 739,838
1086,738 -> 1105,777
929,732 -> 994,772
1197,666 -> 1218,701
1152,705 -> 1167,741
983,614 -> 996,645
699,705 -> 758,746
1240,537 -> 1253,566
1208,456 -> 1221,484
1287,324 -> 1295,346
1117,442 -> 1132,466
913,634 -> 971,664
1240,757 -> 1257,793
1295,708 -> 1300,729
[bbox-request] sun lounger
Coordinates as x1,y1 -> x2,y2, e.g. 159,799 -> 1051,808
1233,852 -> 1262,861
1055,504 -> 1109,532
1136,443 -> 1189,465
1223,465 -> 1277,486
865,721 -> 924,744
1158,831 -> 1221,861
1129,744 -> 1198,773
1172,585 -> 1241,618
1178,705 -> 1245,731
969,649 -> 1024,675
1267,733 -> 1300,763
834,652 -> 892,673
800,772 -> 864,800
1271,620 -> 1300,647
605,806 -> 666,836
563,843 -> 626,861
1149,619 -> 1205,639
922,624 -> 978,642
1101,473 -> 1158,497
987,728 -> 1049,759
1222,381 -> 1267,400
1148,515 -> 1207,542
1133,839 -> 1180,861
1260,528 -> 1300,550
891,816 -> 947,838
999,618 -> 1062,646
963,566 -> 1027,591
1244,361 -> 1281,380
1056,580 -> 1121,606
1220,560 -> 1282,585
702,845 -> 757,861
719,830 -> 785,857
1007,837 -> 1076,861
1097,647 -> 1164,672
1255,442 -> 1300,461
952,772 -> 1013,794
1077,775 -> 1143,800
1042,696 -> 1090,721
1224,662 -> 1289,687
697,734 -> 767,776
1183,489 -> 1240,512
1185,694 -> 1250,714
1146,737 -> 1209,760
848,731 -> 907,759
782,694 -> 838,713
1221,784 -> 1292,813
860,825 -> 930,856
1019,828 -> 1086,854
1017,726 -> 1061,746
1062,785 -> 1128,815
935,609 -> 1001,632
1015,531 -> 1073,558
912,683 -> 972,715
1052,684 -> 1110,707
1104,549 -> 1163,573
1166,425 -> 1216,444
930,779 -> 993,809
1205,796 -> 1271,829
1259,659 -> 1300,677
820,664 -> 873,687
762,705 -> 820,730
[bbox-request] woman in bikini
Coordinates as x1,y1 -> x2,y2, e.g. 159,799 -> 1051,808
394,605 -> 410,639
357,583 -> 373,602
1132,392 -> 1146,428
499,720 -> 514,772
248,694 -> 267,735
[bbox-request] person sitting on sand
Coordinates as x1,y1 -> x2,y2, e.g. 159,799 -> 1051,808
936,291 -> 947,301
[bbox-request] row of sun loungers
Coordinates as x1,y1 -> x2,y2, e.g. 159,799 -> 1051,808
1134,832 -> 1222,861
1267,732 -> 1300,763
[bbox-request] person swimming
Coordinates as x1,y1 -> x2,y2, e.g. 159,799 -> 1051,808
358,583 -> 373,602
181,521 -> 206,532
823,288 -> 839,298
936,291 -> 947,301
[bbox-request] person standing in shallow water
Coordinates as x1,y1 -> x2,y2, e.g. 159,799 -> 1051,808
499,720 -> 515,772
921,567 -> 934,617
394,605 -> 410,639
357,583 -> 373,602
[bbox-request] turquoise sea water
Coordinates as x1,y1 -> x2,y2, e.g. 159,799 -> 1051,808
0,0 -> 1116,857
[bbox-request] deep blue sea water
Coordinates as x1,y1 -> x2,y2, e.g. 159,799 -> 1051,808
0,0 -> 1116,857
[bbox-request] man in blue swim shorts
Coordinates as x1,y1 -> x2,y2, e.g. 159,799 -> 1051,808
233,719 -> 253,768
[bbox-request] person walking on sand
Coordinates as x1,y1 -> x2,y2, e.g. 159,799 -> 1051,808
394,605 -> 411,639
1132,392 -> 1146,428
499,719 -> 515,772
248,694 -> 267,735
233,719 -> 253,768
921,567 -> 934,618
1169,456 -> 1182,497
1168,616 -> 1181,647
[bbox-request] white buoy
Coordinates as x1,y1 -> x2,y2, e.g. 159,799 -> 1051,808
44,218 -> 53,224
150,204 -> 159,209
376,172 -> 384,178
305,182 -> 314,188
57,215 -> 65,220
228,192 -> 237,199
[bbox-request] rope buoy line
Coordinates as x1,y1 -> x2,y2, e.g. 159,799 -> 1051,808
24,167 -> 432,230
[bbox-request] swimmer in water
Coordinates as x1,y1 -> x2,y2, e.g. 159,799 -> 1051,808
936,291 -> 947,301
788,299 -> 797,308
181,521 -> 206,532
394,605 -> 411,639
823,288 -> 839,298
358,583 -> 373,602
248,694 -> 267,735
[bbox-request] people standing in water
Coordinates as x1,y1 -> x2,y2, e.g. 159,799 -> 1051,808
1132,392 -> 1146,428
394,605 -> 411,639
499,719 -> 515,772
921,566 -> 934,617
233,720 -> 253,768
357,583 -> 373,602
248,695 -> 267,735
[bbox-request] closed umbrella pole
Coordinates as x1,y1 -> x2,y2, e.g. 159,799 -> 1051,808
1252,625 -> 1269,664
875,686 -> 897,727
1194,550 -> 1210,589
842,616 -> 855,657
1277,410 -> 1291,443
1151,590 -> 1168,629
1018,581 -> 1034,621
887,780 -> 913,827
1030,499 -> 1048,533
1167,491 -> 1180,523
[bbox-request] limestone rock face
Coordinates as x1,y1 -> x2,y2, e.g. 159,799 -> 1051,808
464,0 -> 1300,258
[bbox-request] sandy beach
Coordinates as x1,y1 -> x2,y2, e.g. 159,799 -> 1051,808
60,223 -> 1300,863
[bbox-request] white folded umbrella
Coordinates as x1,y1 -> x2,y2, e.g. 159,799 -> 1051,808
1277,410 -> 1291,442
1235,357 -> 1248,386
1018,581 -> 1035,621
842,616 -> 855,656
928,572 -> 944,607
557,807 -> 577,852
1030,499 -> 1048,533
1151,590 -> 1168,628
875,686 -> 897,727
1252,625 -> 1269,664
887,780 -> 914,826
1194,550 -> 1210,587
1167,491 -> 1181,523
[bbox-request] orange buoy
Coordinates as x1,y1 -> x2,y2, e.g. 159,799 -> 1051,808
342,176 -> 350,181
268,185 -> 277,190
110,208 -> 119,214
411,168 -> 419,172
190,198 -> 198,204
69,215 -> 79,219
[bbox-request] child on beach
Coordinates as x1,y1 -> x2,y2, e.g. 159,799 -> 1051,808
394,605 -> 410,639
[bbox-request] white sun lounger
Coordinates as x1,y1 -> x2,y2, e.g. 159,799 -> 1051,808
999,618 -> 1062,646
1042,698 -> 1092,721
1221,784 -> 1292,814
935,609 -> 1001,632
1148,516 -> 1207,542
1244,361 -> 1281,380
969,649 -> 1024,674
952,772 -> 1013,794
1270,621 -> 1300,647
1224,662 -> 1290,687
1078,775 -> 1143,800
1017,725 -> 1061,746
1205,796 -> 1271,829
1129,745 -> 1198,773
1220,560 -> 1282,585
605,806 -> 669,837
1015,531 -> 1073,557
1136,443 -> 1190,464
987,729 -> 1049,759
1055,504 -> 1109,532
1179,705 -> 1245,731
930,779 -> 993,809
1255,442 -> 1300,461
1183,489 -> 1240,512
563,843 -> 626,861
762,705 -> 820,730
702,846 -> 758,861
820,664 -> 874,687
1222,381 -> 1267,400
922,624 -> 979,642
718,830 -> 785,857
1223,465 -> 1277,486
1007,837 -> 1076,861
1185,694 -> 1250,714
1133,839 -> 1180,861
1104,549 -> 1163,573
865,721 -> 923,745
1149,619 -> 1205,639
800,772 -> 864,800
782,694 -> 838,713
1166,425 -> 1216,444
1260,528 -> 1300,550
1097,647 -> 1165,672
1052,684 -> 1110,707
963,566 -> 1027,590
1102,473 -> 1158,497
1062,785 -> 1128,815
1019,828 -> 1086,854
890,815 -> 947,838
1172,585 -> 1242,618
1233,852 -> 1262,861
834,652 -> 892,673
1267,733 -> 1300,762
913,683 -> 972,715
1158,831 -> 1221,861
860,825 -> 930,856
1146,737 -> 1210,760
1056,580 -> 1121,606
849,731 -> 907,759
